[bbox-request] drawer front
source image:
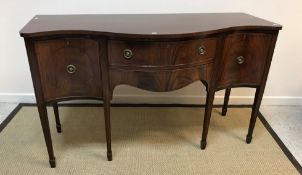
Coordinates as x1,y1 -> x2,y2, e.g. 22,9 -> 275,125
110,64 -> 212,92
35,39 -> 102,101
108,39 -> 216,67
216,33 -> 272,88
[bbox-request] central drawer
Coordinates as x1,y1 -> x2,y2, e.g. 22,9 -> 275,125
108,38 -> 216,67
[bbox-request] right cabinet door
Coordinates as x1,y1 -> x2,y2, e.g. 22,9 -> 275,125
216,33 -> 273,89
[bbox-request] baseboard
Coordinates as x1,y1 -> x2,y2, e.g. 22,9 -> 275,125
1,93 -> 302,105
0,93 -> 35,103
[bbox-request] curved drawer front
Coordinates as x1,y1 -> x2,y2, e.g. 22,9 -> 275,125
216,33 -> 272,88
35,39 -> 102,101
108,38 -> 216,67
109,64 -> 212,92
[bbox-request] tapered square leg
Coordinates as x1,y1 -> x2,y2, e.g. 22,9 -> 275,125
37,104 -> 56,168
107,150 -> 112,161
200,91 -> 215,150
200,140 -> 207,150
246,135 -> 252,144
246,87 -> 263,144
49,157 -> 56,168
103,99 -> 112,161
53,103 -> 62,133
222,88 -> 231,116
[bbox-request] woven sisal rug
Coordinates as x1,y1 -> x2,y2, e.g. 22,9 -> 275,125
0,106 -> 299,174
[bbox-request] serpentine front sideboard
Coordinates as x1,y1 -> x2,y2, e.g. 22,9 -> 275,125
20,13 -> 282,168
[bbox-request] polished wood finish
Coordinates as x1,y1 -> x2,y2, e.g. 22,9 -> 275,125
53,103 -> 61,133
24,38 -> 56,168
99,39 -> 113,161
200,90 -> 215,149
110,65 -> 212,92
246,34 -> 279,144
108,39 -> 216,67
20,13 -> 281,168
222,88 -> 231,116
34,39 -> 102,102
216,33 -> 272,89
20,13 -> 281,38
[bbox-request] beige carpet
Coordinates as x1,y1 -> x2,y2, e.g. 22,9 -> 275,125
0,106 -> 299,175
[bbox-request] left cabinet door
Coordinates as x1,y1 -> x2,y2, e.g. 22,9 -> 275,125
34,39 -> 102,102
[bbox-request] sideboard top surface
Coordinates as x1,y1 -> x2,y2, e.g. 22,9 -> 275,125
20,13 -> 282,38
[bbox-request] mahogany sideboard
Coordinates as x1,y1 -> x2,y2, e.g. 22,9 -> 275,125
20,13 -> 282,168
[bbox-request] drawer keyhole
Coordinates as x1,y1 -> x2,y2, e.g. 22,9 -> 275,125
66,64 -> 76,74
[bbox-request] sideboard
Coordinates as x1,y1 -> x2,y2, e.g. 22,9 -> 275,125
20,13 -> 282,168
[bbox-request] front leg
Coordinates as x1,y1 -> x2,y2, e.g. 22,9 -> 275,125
103,99 -> 112,161
37,103 -> 56,168
246,87 -> 264,143
200,90 -> 215,149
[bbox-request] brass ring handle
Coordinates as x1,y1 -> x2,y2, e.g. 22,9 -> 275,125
236,56 -> 245,65
198,46 -> 206,55
66,64 -> 76,74
123,49 -> 133,59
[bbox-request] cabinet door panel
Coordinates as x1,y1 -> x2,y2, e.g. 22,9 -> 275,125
216,33 -> 272,88
35,39 -> 102,101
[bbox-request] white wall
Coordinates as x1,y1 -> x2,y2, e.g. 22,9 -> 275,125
0,0 -> 302,105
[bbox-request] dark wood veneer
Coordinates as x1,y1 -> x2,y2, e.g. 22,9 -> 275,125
20,13 -> 281,168
110,65 -> 212,92
35,39 -> 102,102
216,33 -> 272,89
20,13 -> 281,38
108,38 -> 216,67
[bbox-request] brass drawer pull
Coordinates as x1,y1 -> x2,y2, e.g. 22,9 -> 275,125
66,64 -> 76,74
236,56 -> 245,65
198,46 -> 206,55
123,49 -> 133,59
